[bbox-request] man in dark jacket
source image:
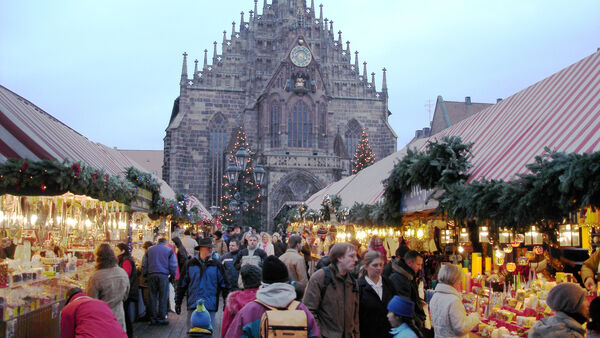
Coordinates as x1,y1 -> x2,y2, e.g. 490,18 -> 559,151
222,239 -> 241,299
234,234 -> 267,271
389,250 -> 427,335
142,238 -> 177,325
175,237 -> 226,331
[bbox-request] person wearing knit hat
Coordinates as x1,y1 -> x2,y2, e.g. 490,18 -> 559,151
224,256 -> 320,338
221,265 -> 262,338
529,283 -> 589,338
262,255 -> 290,284
386,296 -> 420,338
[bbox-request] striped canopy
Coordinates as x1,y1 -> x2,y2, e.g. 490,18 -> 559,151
306,50 -> 600,210
0,85 -> 176,200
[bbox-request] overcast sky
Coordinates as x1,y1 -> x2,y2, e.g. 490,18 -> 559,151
1,0 -> 599,151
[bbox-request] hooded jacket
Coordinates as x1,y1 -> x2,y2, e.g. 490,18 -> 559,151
221,288 -> 258,338
224,283 -> 319,338
60,292 -> 127,338
303,263 -> 360,338
388,259 -> 426,329
429,282 -> 480,338
176,256 -> 226,311
528,311 -> 586,338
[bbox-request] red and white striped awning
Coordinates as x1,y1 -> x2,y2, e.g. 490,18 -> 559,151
305,50 -> 600,210
0,85 -> 176,200
424,50 -> 600,182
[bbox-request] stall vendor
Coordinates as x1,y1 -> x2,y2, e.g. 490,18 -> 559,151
582,250 -> 600,292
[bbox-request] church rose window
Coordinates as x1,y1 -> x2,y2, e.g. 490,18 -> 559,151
270,103 -> 281,147
209,114 -> 227,207
345,119 -> 362,158
288,101 -> 313,148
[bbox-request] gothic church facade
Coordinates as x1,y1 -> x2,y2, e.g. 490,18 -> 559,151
163,0 -> 397,230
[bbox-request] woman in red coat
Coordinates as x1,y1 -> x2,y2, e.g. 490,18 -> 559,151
61,288 -> 127,338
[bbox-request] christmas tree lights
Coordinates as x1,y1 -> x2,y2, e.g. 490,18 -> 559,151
218,127 -> 264,230
352,129 -> 376,174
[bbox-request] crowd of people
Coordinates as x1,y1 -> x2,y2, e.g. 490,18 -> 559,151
60,224 -> 600,338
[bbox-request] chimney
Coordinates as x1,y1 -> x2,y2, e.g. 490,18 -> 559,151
465,96 -> 471,105
423,127 -> 430,137
415,130 -> 423,138
496,98 -> 503,103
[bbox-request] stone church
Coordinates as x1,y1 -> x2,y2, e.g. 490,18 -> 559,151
163,0 -> 397,230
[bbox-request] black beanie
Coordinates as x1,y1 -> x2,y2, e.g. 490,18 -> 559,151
240,264 -> 262,289
262,256 -> 289,284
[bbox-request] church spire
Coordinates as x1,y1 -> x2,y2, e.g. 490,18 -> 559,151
213,41 -> 218,64
338,31 -> 342,43
363,61 -> 367,79
254,0 -> 258,17
203,49 -> 208,68
324,18 -> 328,32
310,0 -> 314,13
240,12 -> 244,28
223,30 -> 227,44
319,4 -> 323,29
371,72 -> 376,90
354,51 -> 359,70
263,0 -> 267,10
382,68 -> 387,92
194,59 -> 199,75
346,40 -> 350,52
180,52 -> 188,86
231,22 -> 236,39
249,10 -> 254,29
330,20 -> 333,37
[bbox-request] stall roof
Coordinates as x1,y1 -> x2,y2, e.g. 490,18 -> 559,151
305,50 -> 600,210
305,138 -> 427,209
0,84 -> 175,200
423,50 -> 600,182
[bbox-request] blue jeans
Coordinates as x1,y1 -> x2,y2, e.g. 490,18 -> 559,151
148,275 -> 170,323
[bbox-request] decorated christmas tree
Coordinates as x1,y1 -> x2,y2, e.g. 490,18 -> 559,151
352,129 -> 376,174
219,127 -> 264,230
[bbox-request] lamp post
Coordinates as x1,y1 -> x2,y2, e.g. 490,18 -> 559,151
225,147 -> 266,230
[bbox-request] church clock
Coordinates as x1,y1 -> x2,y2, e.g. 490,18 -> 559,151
290,45 -> 312,67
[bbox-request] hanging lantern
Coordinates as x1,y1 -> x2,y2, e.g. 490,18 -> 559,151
416,228 -> 424,240
534,246 -> 544,255
506,262 -> 517,272
458,227 -> 469,243
495,249 -> 505,259
518,256 -> 529,266
479,226 -> 489,243
441,229 -> 455,244
524,226 -> 543,246
457,245 -> 465,253
499,228 -> 513,244
503,246 -> 513,253
558,224 -> 580,247
525,251 -> 536,260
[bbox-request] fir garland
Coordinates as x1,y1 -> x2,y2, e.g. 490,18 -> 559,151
437,148 -> 600,241
382,136 -> 473,224
0,158 -> 137,204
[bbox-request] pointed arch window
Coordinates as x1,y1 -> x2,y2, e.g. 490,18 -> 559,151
209,114 -> 227,208
288,101 -> 312,148
270,102 -> 281,148
345,119 -> 362,158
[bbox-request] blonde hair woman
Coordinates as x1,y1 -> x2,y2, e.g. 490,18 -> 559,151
258,232 -> 275,256
430,263 -> 480,337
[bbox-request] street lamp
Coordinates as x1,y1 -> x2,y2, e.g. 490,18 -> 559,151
225,148 -> 266,229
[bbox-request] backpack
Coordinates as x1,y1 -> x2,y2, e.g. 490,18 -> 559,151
255,300 -> 308,338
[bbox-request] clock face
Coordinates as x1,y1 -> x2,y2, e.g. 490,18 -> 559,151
290,45 -> 312,67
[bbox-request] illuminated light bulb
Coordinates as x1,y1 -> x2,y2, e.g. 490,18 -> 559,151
0,211 -> 4,221
458,246 -> 465,253
416,228 -> 424,239
85,219 -> 92,228
30,215 -> 38,224
495,250 -> 505,259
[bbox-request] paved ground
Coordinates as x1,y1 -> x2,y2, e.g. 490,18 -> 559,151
133,300 -> 224,338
